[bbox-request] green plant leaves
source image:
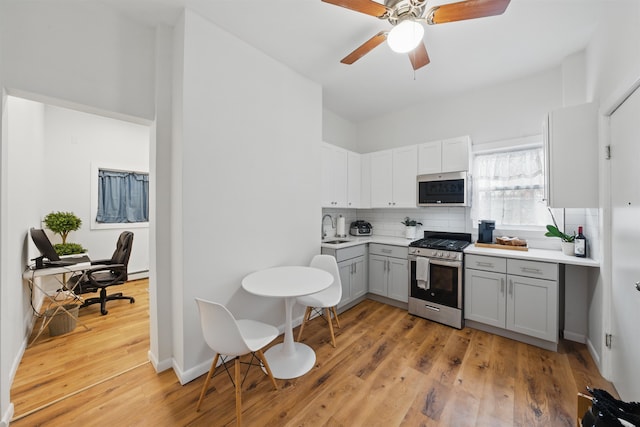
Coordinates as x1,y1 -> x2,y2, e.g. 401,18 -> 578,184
53,243 -> 87,255
44,211 -> 82,244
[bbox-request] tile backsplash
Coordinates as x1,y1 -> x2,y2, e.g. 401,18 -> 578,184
322,206 -> 600,258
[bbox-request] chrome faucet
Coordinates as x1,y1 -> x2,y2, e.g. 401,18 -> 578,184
321,214 -> 334,239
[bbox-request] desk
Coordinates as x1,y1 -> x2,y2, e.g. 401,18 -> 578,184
242,266 -> 333,379
23,263 -> 96,345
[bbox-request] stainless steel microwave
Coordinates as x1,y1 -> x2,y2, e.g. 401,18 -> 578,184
417,171 -> 468,207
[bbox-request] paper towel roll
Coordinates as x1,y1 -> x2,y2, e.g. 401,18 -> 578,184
336,216 -> 346,237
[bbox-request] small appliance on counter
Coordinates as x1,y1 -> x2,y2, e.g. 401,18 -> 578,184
350,220 -> 372,236
477,220 -> 495,243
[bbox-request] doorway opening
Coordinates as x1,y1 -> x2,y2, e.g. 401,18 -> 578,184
4,95 -> 153,419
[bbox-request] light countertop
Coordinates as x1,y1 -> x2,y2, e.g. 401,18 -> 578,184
464,244 -> 600,267
321,235 -> 412,249
321,238 -> 600,268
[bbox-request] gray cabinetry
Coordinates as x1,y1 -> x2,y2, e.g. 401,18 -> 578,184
322,244 -> 367,309
368,244 -> 408,302
465,254 -> 559,350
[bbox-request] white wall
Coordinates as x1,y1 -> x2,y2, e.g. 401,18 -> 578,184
356,68 -> 563,152
1,97 -> 47,425
322,108 -> 357,151
172,10 -> 323,383
40,104 -> 150,274
1,0 -> 155,121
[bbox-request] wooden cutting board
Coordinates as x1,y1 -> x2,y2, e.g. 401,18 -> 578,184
474,242 -> 529,251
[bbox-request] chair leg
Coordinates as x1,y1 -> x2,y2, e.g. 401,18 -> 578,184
256,349 -> 278,390
325,307 -> 336,348
297,306 -> 312,341
196,353 -> 220,411
332,306 -> 340,329
235,357 -> 242,427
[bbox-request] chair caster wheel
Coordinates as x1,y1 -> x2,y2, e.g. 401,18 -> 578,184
130,298 -> 135,304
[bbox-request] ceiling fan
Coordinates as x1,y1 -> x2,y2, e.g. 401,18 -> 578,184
324,0 -> 511,70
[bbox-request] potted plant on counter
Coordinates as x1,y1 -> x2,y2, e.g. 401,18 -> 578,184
401,217 -> 423,239
544,209 -> 575,255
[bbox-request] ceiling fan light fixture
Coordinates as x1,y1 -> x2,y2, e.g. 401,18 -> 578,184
387,19 -> 424,53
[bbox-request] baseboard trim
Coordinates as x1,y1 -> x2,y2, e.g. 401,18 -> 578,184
586,337 -> 601,372
465,319 -> 558,352
1,403 -> 14,427
147,351 -> 172,373
128,270 -> 149,280
563,330 -> 587,344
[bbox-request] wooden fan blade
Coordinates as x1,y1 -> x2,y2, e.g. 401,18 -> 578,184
322,0 -> 390,18
341,31 -> 387,64
427,0 -> 510,25
408,41 -> 430,70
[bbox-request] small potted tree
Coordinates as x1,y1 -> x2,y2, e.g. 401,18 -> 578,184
43,211 -> 86,255
401,217 -> 423,239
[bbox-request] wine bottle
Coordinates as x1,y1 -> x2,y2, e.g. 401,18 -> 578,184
574,226 -> 586,257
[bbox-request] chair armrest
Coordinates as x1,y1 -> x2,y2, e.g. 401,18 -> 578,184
82,263 -> 127,287
90,258 -> 112,265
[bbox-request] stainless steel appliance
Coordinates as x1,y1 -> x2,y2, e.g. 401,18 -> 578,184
350,220 -> 372,236
417,171 -> 468,207
477,220 -> 495,243
408,231 -> 472,329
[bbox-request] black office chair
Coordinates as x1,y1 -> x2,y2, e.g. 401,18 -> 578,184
70,231 -> 135,315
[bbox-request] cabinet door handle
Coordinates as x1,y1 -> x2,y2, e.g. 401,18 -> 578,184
508,279 -> 513,297
500,278 -> 505,294
477,262 -> 494,268
521,267 -> 542,275
382,249 -> 392,254
353,263 -> 357,274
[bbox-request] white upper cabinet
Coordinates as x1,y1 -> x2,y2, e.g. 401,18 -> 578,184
417,141 -> 442,174
360,153 -> 371,209
347,151 -> 361,208
321,143 -> 348,207
544,102 -> 598,208
418,136 -> 471,174
370,145 -> 417,208
321,142 -> 361,208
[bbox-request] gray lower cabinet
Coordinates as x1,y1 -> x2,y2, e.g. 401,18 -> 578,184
322,244 -> 367,308
368,243 -> 408,302
465,254 -> 559,346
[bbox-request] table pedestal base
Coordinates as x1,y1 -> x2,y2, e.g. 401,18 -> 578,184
263,342 -> 316,379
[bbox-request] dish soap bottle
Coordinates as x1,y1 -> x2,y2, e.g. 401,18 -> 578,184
574,226 -> 586,258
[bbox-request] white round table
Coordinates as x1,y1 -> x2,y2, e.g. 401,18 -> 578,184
241,266 -> 333,379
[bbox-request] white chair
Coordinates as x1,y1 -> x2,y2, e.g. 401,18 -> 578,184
194,298 -> 279,426
296,254 -> 342,348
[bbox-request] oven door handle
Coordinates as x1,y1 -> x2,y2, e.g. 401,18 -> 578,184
427,258 -> 462,268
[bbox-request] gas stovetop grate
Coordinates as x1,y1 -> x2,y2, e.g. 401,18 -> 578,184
409,231 -> 472,252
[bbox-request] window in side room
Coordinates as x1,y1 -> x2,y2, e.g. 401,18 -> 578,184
96,168 -> 149,224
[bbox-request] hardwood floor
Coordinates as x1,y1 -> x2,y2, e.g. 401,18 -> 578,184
11,295 -> 615,426
11,279 -> 150,419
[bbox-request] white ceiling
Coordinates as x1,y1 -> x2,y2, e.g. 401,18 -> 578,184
99,0 -> 605,122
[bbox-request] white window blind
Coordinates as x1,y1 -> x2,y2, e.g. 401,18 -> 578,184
471,146 -> 547,227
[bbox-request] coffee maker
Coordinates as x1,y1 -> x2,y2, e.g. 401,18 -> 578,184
478,220 -> 495,243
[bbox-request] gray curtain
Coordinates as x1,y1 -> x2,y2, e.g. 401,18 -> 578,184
96,169 -> 149,223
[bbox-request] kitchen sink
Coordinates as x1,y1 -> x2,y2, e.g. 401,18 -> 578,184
323,239 -> 351,244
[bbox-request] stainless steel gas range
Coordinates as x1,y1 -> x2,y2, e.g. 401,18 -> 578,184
408,231 -> 472,329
